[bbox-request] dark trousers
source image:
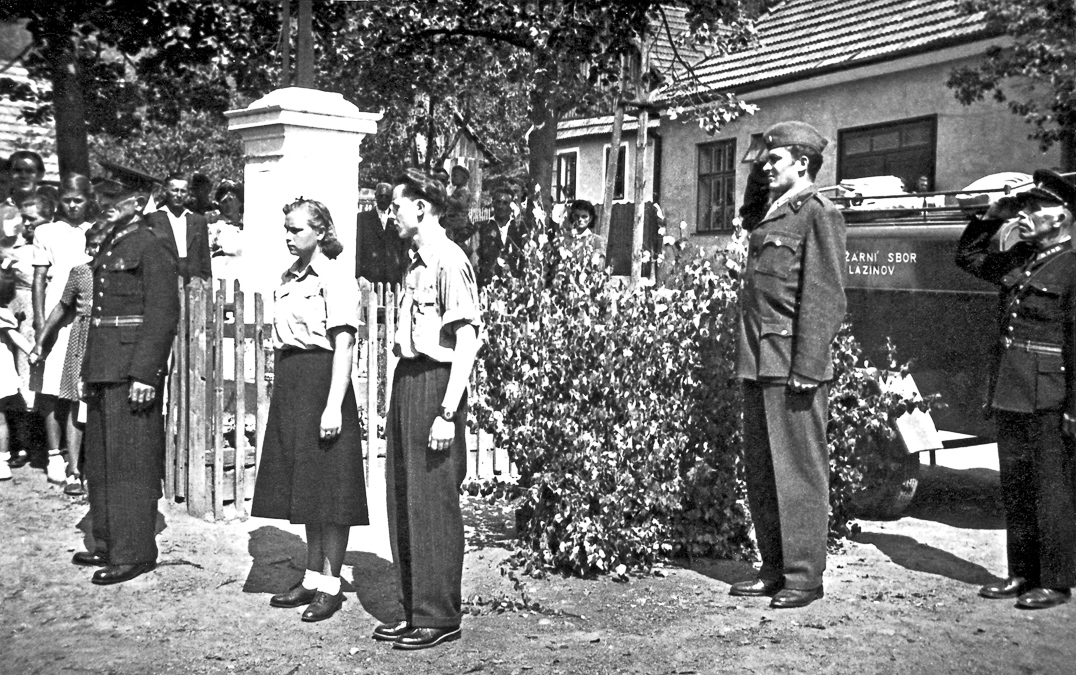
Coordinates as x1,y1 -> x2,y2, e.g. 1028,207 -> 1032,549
996,409 -> 1076,588
83,383 -> 164,565
385,358 -> 468,628
742,379 -> 829,590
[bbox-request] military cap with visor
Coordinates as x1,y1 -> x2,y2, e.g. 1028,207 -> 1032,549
1016,169 -> 1075,209
763,121 -> 829,153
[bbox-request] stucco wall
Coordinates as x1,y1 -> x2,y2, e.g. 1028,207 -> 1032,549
555,130 -> 656,229
656,52 -> 1059,253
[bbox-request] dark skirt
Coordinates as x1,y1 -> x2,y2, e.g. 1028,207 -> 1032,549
251,349 -> 368,525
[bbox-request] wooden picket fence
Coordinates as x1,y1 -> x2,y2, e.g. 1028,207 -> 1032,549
165,278 -> 507,521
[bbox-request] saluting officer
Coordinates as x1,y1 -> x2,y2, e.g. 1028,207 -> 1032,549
732,121 -> 847,609
71,172 -> 179,585
956,169 -> 1076,610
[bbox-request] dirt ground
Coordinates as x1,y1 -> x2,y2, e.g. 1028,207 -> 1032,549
2,459 -> 1074,675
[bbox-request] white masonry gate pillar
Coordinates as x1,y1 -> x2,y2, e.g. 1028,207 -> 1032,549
226,87 -> 381,300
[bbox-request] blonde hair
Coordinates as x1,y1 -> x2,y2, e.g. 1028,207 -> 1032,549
282,198 -> 343,259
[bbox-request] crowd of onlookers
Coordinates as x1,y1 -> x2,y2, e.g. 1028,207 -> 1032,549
0,149 -> 244,493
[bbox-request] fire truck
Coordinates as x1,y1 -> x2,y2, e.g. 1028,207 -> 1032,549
834,174 -> 1035,457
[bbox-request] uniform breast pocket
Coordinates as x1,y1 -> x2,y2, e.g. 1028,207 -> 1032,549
414,288 -> 439,316
1036,353 -> 1066,410
104,259 -> 142,295
754,232 -> 801,279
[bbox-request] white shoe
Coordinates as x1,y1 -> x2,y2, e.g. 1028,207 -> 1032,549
0,461 -> 11,481
46,454 -> 67,484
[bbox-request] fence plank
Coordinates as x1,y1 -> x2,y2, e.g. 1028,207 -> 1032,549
187,280 -> 208,517
365,283 -> 378,486
233,281 -> 246,515
384,285 -> 396,429
176,283 -> 189,500
212,284 -> 226,519
254,295 -> 267,476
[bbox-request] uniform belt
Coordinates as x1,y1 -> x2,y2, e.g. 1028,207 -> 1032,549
91,315 -> 144,328
1000,337 -> 1062,355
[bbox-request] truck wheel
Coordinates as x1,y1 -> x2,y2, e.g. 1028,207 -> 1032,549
850,451 -> 921,520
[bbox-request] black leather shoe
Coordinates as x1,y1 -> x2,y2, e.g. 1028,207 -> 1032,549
270,583 -> 318,608
301,591 -> 344,622
1016,587 -> 1071,610
979,576 -> 1030,599
72,551 -> 108,567
8,452 -> 29,469
729,578 -> 783,597
392,626 -> 462,651
91,561 -> 156,585
770,586 -> 824,609
372,620 -> 410,642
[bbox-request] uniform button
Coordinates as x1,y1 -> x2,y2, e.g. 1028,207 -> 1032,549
781,329 -> 788,335
107,251 -> 113,256
1006,326 -> 1014,333
1024,271 -> 1031,276
97,291 -> 104,298
774,239 -> 782,246
1011,312 -> 1017,318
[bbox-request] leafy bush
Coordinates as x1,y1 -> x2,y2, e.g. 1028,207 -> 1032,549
475,221 -> 930,576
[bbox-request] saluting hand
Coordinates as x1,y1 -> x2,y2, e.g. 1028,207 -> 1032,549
320,407 -> 342,444
128,381 -> 157,412
429,416 -> 454,452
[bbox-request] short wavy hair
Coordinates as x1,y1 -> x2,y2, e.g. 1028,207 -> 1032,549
282,198 -> 344,259
395,168 -> 447,215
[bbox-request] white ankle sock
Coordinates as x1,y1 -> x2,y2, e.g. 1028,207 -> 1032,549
317,574 -> 341,596
302,569 -> 322,590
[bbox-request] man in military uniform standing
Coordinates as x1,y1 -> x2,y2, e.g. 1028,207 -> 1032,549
956,169 -> 1075,610
732,121 -> 847,609
71,173 -> 179,585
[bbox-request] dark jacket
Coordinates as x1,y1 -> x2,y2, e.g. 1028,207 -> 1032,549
735,185 -> 847,382
955,217 -> 1074,416
82,220 -> 180,386
144,209 -> 212,282
475,217 -> 528,289
355,207 -> 409,286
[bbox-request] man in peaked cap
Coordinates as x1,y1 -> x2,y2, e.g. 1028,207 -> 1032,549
731,120 -> 846,609
956,169 -> 1076,609
73,169 -> 179,585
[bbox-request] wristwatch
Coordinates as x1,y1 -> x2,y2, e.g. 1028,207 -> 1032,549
439,406 -> 456,422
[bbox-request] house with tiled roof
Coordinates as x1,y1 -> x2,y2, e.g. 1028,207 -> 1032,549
555,0 -> 1062,246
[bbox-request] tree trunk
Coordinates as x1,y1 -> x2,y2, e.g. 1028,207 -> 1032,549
599,58 -> 626,237
630,42 -> 652,286
47,39 -> 90,178
527,67 -> 558,221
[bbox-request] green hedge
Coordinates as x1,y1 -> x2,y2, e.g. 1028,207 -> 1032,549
474,227 -> 923,576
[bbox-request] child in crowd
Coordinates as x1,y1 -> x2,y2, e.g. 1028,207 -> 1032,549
0,259 -> 34,481
31,225 -> 105,495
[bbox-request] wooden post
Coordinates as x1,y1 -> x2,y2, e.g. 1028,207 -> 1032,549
296,0 -> 314,88
212,283 -> 226,519
254,295 -> 268,475
233,281 -> 247,514
187,280 -> 208,517
279,0 -> 291,88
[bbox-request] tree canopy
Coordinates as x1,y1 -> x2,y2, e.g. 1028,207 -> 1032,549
947,0 -> 1076,170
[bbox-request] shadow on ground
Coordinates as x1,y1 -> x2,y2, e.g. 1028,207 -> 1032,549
905,464 -> 1004,529
853,531 -> 996,585
242,525 -> 400,623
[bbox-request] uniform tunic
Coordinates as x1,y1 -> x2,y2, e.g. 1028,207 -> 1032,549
735,184 -> 847,591
956,218 -> 1076,588
250,255 -> 367,526
81,219 -> 179,566
386,233 -> 481,629
31,220 -> 91,396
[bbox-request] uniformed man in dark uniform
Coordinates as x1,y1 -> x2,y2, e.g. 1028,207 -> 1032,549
731,121 -> 847,609
70,172 -> 179,585
956,169 -> 1076,610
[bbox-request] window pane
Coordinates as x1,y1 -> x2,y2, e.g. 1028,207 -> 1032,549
902,123 -> 931,147
698,177 -> 712,231
845,135 -> 871,155
699,146 -> 713,174
872,131 -> 900,152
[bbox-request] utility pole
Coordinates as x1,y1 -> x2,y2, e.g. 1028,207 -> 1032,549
296,0 -> 315,88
